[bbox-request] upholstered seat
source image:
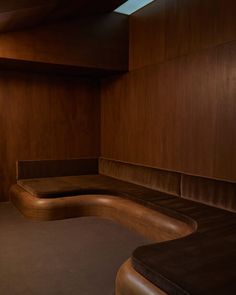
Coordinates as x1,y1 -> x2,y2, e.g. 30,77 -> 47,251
11,174 -> 236,295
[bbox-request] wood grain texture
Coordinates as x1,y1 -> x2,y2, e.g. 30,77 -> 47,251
181,174 -> 236,212
99,158 -> 180,196
102,40 -> 236,182
102,0 -> 236,187
129,0 -> 236,70
17,158 -> 98,179
0,71 -> 100,201
10,186 -> 194,242
0,13 -> 128,72
0,0 -> 126,32
129,0 -> 166,70
99,158 -> 236,212
116,259 -> 168,295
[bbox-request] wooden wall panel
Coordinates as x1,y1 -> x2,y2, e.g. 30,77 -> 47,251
0,13 -> 128,71
102,42 -> 236,180
129,0 -> 166,70
0,0 -> 126,33
99,158 -> 181,196
102,0 -> 236,184
0,71 -> 100,201
129,0 -> 236,70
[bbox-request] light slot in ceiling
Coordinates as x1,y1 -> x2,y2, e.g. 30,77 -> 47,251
114,0 -> 154,15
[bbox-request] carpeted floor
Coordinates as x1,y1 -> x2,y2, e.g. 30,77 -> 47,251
0,202 -> 149,295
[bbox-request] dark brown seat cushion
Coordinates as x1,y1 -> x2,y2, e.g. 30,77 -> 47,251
17,175 -> 100,197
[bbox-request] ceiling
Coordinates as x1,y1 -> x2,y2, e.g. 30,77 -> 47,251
0,0 -> 127,33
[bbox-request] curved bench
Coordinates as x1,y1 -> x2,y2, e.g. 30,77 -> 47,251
10,183 -> 196,295
10,185 -> 195,242
10,175 -> 236,295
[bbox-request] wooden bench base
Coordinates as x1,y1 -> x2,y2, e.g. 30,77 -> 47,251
10,184 -> 195,242
116,259 -> 167,295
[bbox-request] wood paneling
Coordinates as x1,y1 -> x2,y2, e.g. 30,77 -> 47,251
101,41 -> 236,182
129,0 -> 166,70
0,13 -> 129,72
99,158 -> 180,196
129,0 -> 236,70
99,158 -> 236,212
102,0 -> 236,185
17,158 -> 98,179
181,174 -> 236,213
0,71 -> 100,201
0,0 -> 126,32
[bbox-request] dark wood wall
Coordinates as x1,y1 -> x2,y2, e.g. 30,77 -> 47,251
101,0 -> 236,182
0,11 -> 129,202
0,71 -> 100,201
0,13 -> 128,71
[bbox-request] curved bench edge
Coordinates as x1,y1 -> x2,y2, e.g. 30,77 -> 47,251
10,183 -> 197,295
10,184 -> 196,241
116,259 -> 168,295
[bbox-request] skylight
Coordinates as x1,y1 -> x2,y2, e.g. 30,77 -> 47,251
114,0 -> 154,15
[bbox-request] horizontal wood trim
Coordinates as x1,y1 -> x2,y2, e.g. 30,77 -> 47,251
17,158 -> 98,180
181,174 -> 236,212
99,158 -> 180,197
99,158 -> 236,212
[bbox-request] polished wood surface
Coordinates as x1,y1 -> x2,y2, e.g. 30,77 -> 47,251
102,0 -> 236,184
102,41 -> 236,182
129,0 -> 236,70
10,187 -> 194,241
181,174 -> 236,212
0,71 -> 100,201
0,13 -> 128,72
10,174 -> 236,294
116,259 -> 167,295
0,0 -> 126,32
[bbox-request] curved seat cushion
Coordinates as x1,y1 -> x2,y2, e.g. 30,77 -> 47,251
17,174 -> 177,200
17,175 -> 127,197
17,175 -> 96,197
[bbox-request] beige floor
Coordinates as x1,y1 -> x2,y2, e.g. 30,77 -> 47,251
0,202 -> 149,295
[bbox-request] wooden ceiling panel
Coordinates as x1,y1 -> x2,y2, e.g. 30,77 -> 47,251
0,1 -> 51,13
0,4 -> 56,32
0,0 -> 126,32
